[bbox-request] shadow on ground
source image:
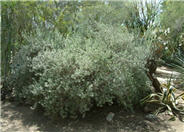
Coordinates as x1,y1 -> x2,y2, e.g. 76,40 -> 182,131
1,100 -> 177,132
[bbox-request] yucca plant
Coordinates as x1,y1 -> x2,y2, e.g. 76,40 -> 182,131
141,76 -> 184,121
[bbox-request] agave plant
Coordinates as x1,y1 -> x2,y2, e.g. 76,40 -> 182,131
171,52 -> 184,90
141,77 -> 184,121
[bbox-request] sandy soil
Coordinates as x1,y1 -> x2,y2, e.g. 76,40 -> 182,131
1,67 -> 183,132
1,101 -> 184,132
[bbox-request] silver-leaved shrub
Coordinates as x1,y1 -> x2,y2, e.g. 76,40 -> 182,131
8,5 -> 152,118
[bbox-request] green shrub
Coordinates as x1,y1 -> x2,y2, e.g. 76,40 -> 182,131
7,29 -> 64,101
7,4 -> 154,118
8,22 -> 152,118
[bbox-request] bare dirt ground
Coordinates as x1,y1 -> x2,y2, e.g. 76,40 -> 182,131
1,101 -> 183,132
1,67 -> 184,132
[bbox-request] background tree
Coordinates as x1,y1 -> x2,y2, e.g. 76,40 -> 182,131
159,0 -> 184,62
1,1 -> 83,80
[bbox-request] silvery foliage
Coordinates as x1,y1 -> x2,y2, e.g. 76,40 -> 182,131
9,5 -> 152,118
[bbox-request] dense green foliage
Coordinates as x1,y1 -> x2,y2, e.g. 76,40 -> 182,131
6,4 -> 153,118
2,0 -> 184,119
1,1 -> 161,78
1,1 -> 83,79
